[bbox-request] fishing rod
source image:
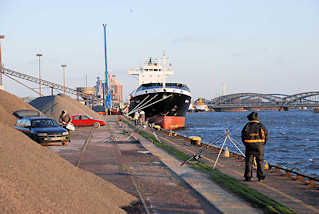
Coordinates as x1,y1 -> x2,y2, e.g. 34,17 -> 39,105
180,149 -> 203,166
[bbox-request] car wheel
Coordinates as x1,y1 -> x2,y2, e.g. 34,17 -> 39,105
94,122 -> 100,128
62,141 -> 69,146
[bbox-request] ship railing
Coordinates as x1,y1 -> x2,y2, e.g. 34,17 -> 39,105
268,164 -> 319,185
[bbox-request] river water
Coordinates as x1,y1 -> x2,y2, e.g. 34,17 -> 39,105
177,110 -> 319,177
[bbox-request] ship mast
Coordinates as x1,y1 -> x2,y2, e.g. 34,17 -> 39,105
128,52 -> 173,87
162,51 -> 166,88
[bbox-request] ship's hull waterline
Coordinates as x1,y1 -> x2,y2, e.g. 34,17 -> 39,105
129,91 -> 191,130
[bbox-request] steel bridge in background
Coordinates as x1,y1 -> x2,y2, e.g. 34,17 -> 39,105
196,92 -> 319,111
2,65 -> 318,111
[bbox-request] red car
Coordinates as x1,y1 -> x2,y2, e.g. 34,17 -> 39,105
71,115 -> 106,128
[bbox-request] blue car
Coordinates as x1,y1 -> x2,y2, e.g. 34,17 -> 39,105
15,116 -> 69,145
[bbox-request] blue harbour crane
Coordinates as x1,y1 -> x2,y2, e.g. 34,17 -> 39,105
103,24 -> 112,112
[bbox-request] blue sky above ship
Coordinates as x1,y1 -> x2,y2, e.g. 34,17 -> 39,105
1,0 -> 319,100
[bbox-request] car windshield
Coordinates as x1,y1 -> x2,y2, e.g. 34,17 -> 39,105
81,115 -> 93,120
31,119 -> 59,128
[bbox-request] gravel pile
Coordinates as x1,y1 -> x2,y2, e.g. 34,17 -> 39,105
0,91 -> 136,213
0,90 -> 41,126
30,94 -> 102,121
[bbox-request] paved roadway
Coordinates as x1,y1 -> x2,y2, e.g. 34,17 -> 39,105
48,115 -> 262,214
47,115 -> 319,214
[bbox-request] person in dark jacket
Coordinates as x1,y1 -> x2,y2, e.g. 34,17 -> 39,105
241,112 -> 268,182
59,110 -> 71,142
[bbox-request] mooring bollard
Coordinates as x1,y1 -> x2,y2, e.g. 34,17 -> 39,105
224,146 -> 230,158
264,160 -> 269,170
189,136 -> 202,146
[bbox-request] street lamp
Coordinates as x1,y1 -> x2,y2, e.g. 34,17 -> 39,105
36,54 -> 43,96
0,35 -> 5,90
61,64 -> 67,93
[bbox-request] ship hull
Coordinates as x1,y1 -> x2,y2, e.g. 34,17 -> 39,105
129,91 -> 191,130
151,116 -> 185,130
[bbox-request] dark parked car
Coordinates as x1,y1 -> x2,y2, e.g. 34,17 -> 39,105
15,117 -> 69,145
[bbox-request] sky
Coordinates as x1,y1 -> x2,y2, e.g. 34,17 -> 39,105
1,0 -> 319,101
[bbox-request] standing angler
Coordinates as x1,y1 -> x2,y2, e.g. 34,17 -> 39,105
241,112 -> 268,182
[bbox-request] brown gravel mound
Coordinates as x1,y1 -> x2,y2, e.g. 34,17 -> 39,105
0,122 -> 135,213
30,94 -> 102,121
0,90 -> 41,126
0,91 -> 136,213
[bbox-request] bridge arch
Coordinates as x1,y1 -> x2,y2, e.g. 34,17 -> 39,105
283,91 -> 319,104
210,93 -> 284,105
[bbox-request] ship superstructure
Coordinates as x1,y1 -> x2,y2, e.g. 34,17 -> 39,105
128,53 -> 191,130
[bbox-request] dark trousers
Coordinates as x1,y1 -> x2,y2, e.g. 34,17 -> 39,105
62,125 -> 71,142
244,144 -> 265,179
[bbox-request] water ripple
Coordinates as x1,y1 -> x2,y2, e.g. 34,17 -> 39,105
178,110 -> 319,177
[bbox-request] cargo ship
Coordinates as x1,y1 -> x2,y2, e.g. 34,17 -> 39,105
128,52 -> 191,130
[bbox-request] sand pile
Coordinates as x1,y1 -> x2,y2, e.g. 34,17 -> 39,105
0,90 -> 42,126
30,94 -> 102,121
0,123 -> 135,213
0,91 -> 136,213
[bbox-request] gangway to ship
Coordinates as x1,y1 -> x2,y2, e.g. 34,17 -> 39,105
0,66 -> 100,102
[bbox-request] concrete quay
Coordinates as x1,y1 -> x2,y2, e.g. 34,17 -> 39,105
48,115 -> 263,214
130,130 -> 261,214
48,115 -> 319,214
138,121 -> 319,214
